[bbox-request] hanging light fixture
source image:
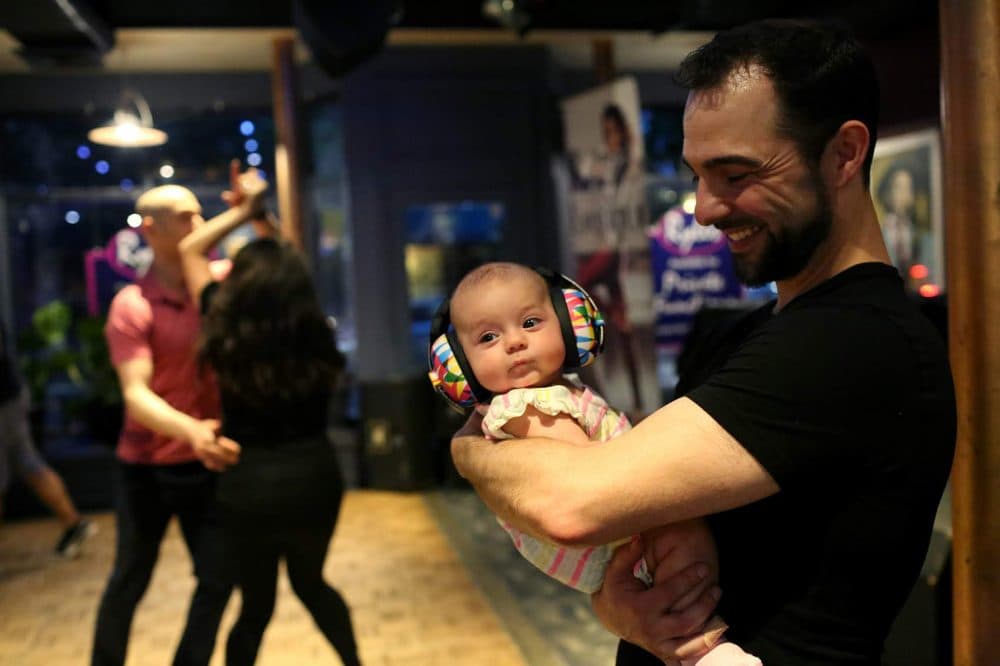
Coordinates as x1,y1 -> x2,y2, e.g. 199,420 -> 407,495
88,89 -> 168,148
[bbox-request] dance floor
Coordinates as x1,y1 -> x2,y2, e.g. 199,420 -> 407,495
0,490 -> 536,666
0,486 -> 953,665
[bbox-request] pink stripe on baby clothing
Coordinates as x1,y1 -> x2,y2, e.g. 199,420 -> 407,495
546,548 -> 567,576
568,546 -> 596,588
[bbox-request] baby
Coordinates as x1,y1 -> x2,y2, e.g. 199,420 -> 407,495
429,262 -> 761,666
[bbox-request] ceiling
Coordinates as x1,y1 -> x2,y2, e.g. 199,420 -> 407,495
0,0 -> 937,75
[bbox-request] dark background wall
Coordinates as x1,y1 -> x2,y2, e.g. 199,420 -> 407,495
338,45 -> 560,380
0,25 -> 943,385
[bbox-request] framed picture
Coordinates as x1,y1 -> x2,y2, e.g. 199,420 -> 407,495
871,128 -> 945,293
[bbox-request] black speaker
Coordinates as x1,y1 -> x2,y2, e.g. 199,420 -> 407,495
360,376 -> 437,491
293,0 -> 400,78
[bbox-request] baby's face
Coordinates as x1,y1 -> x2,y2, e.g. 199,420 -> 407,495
452,274 -> 566,395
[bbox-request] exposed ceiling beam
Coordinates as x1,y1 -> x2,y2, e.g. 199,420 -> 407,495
1,0 -> 114,67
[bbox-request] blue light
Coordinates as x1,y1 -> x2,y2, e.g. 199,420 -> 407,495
95,160 -> 110,175
239,120 -> 255,136
65,210 -> 80,224
120,178 -> 134,192
76,145 -> 91,160
244,138 -> 259,152
247,152 -> 262,167
256,169 -> 266,181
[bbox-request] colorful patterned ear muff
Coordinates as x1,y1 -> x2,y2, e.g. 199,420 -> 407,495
427,298 -> 490,410
534,267 -> 606,370
427,267 -> 606,410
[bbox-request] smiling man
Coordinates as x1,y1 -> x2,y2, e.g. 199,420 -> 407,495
451,20 -> 956,665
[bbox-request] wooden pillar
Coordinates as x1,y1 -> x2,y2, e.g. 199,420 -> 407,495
271,37 -> 305,253
592,38 -> 615,84
939,1 -> 1000,663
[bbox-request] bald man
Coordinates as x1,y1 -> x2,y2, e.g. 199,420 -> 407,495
91,184 -> 252,666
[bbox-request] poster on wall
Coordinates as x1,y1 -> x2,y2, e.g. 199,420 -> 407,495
646,183 -> 746,354
84,226 -> 246,316
871,128 -> 944,294
84,229 -> 153,316
561,77 -> 660,417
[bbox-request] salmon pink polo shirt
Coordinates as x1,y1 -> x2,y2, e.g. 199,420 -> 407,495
105,261 -> 229,465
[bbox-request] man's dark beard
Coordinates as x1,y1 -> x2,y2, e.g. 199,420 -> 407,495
732,177 -> 833,287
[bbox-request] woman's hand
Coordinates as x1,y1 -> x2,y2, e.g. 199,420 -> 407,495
221,159 -> 268,217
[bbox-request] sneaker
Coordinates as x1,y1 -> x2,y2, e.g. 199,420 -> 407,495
55,519 -> 98,559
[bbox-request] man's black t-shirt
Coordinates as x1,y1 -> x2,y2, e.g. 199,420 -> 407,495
618,263 -> 956,665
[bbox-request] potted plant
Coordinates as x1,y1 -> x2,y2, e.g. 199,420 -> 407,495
73,315 -> 123,446
18,300 -> 122,447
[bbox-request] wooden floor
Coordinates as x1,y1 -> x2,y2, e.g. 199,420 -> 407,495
0,491 -> 528,665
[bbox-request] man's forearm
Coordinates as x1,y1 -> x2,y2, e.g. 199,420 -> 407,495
122,384 -> 199,443
452,434 -> 606,546
455,397 -> 780,549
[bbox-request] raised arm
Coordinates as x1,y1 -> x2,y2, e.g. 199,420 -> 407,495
452,396 -> 779,547
178,166 -> 268,304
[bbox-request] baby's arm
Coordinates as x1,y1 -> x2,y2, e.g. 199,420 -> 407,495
501,404 -> 594,446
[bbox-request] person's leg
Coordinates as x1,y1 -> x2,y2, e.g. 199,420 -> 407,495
24,465 -> 80,526
91,463 -> 171,666
0,390 -> 23,519
0,443 -> 8,525
284,524 -> 361,666
4,386 -> 94,555
168,464 -> 232,666
5,386 -> 79,526
225,534 -> 280,666
173,578 -> 231,666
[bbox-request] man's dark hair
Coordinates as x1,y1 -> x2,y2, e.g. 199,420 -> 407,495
675,19 -> 880,186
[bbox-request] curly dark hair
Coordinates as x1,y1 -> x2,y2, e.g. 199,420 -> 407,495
198,238 -> 344,407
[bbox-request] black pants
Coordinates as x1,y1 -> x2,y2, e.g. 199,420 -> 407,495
91,461 -> 233,666
220,436 -> 360,666
225,520 -> 360,666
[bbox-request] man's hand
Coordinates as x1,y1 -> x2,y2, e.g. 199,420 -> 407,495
450,409 -> 486,477
591,533 -> 722,662
186,418 -> 241,472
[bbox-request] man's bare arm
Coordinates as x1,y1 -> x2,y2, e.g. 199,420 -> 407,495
116,357 -> 239,471
452,396 -> 779,546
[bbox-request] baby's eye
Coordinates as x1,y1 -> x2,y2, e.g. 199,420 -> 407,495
523,317 -> 541,329
478,332 -> 498,343
727,173 -> 750,183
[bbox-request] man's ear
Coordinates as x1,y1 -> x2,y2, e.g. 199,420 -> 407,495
138,214 -> 156,240
825,120 -> 870,188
